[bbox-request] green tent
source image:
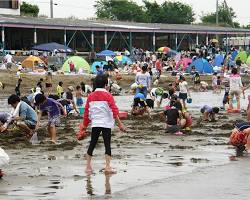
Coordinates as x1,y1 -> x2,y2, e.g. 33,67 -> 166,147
234,51 -> 248,63
62,56 -> 90,73
246,56 -> 250,66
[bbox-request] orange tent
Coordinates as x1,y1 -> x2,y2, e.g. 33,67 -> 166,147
21,56 -> 45,70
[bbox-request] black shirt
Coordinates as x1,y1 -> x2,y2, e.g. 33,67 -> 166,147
164,109 -> 179,125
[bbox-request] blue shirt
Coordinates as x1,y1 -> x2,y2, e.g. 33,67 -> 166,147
202,105 -> 213,113
39,98 -> 61,118
19,101 -> 37,125
96,70 -> 104,76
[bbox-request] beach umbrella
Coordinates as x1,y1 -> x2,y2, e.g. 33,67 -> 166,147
114,55 -> 132,65
32,42 -> 73,53
96,50 -> 116,57
157,47 -> 171,53
62,56 -> 90,73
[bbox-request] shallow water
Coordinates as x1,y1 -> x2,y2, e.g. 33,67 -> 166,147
0,90 -> 249,199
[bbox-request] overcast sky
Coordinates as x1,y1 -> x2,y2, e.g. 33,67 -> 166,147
24,0 -> 250,25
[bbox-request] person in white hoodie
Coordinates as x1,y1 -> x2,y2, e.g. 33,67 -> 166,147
228,67 -> 243,111
0,147 -> 9,178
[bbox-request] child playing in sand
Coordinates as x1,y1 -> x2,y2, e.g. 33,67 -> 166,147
77,75 -> 125,174
75,85 -> 84,108
35,93 -> 66,143
200,105 -> 219,121
0,112 -> 12,132
8,94 -> 37,138
222,78 -> 230,110
15,78 -> 22,97
164,105 -> 182,135
230,121 -> 250,155
212,72 -> 218,93
56,81 -> 64,98
131,92 -> 151,116
0,147 -> 9,178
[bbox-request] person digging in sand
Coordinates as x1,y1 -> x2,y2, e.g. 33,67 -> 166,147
8,94 -> 37,139
77,75 -> 125,174
35,93 -> 66,144
200,105 -> 219,122
0,147 -> 9,179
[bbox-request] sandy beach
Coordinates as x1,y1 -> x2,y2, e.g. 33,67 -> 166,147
0,71 -> 250,199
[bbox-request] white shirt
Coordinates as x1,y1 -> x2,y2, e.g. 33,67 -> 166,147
179,81 -> 188,93
229,75 -> 243,91
4,54 -> 12,63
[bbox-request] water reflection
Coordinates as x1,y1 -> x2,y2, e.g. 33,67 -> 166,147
86,174 -> 112,196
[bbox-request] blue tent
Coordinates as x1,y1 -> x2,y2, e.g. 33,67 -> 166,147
188,58 -> 213,74
231,50 -> 238,61
214,54 -> 224,66
32,42 -> 73,53
91,61 -> 107,74
96,50 -> 116,57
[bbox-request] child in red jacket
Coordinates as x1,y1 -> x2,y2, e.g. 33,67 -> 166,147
78,75 -> 125,174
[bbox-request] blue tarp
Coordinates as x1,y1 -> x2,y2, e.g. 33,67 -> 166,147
188,58 -> 213,74
214,54 -> 224,66
96,50 -> 116,57
32,42 -> 73,53
91,61 -> 107,74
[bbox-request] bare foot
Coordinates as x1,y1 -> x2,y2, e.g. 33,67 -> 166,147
85,167 -> 93,175
104,167 -> 117,174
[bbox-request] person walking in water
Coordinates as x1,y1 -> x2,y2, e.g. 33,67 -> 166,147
77,75 -> 125,174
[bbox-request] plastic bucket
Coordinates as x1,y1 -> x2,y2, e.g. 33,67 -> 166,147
118,111 -> 128,119
79,107 -> 84,116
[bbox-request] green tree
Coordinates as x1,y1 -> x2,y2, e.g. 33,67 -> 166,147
200,1 -> 238,27
95,0 -> 147,22
95,0 -> 195,24
20,2 -> 39,17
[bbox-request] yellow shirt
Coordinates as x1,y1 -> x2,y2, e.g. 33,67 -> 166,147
57,85 -> 64,97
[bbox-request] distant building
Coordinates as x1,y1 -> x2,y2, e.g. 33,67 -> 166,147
0,0 -> 20,16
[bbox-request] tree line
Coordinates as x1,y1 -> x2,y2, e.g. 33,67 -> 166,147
20,0 -> 248,28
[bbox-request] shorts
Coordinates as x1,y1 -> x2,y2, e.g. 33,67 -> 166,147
46,83 -> 52,88
194,80 -> 200,84
166,125 -> 180,133
76,98 -> 83,107
17,120 -> 37,129
229,90 -> 241,99
48,115 -> 60,127
179,93 -> 187,100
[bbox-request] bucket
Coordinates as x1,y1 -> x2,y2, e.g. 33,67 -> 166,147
79,107 -> 84,116
187,98 -> 192,104
118,111 -> 128,119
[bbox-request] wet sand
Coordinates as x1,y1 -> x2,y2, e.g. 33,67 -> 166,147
0,71 -> 250,199
0,109 -> 247,199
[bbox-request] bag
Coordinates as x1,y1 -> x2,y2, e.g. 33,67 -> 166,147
229,131 -> 247,146
187,98 -> 192,104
